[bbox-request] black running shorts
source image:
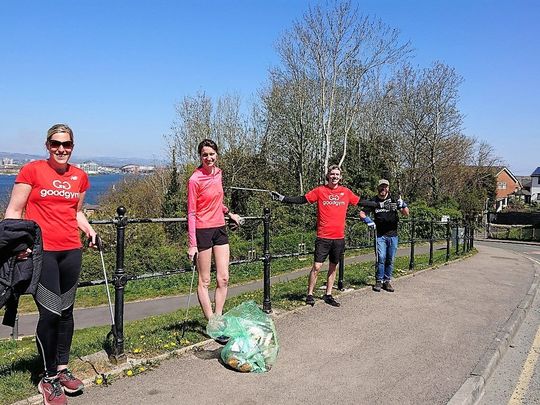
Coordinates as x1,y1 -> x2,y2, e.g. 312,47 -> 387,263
314,237 -> 345,264
196,226 -> 229,251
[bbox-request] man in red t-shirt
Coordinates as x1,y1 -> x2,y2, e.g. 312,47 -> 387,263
271,165 -> 362,307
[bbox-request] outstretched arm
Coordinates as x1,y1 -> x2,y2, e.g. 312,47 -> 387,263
359,199 -> 379,209
359,199 -> 398,211
271,191 -> 308,204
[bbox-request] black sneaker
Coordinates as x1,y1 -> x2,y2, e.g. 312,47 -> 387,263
372,281 -> 382,292
305,295 -> 315,306
215,335 -> 230,345
322,294 -> 340,307
382,281 -> 394,292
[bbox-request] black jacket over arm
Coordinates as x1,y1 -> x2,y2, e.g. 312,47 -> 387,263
0,219 -> 43,327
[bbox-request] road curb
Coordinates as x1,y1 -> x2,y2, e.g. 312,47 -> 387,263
475,238 -> 540,247
447,257 -> 540,405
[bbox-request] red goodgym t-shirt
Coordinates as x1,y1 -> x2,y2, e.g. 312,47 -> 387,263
15,160 -> 90,251
305,185 -> 360,239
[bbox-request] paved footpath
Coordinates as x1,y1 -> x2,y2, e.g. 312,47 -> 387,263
63,243 -> 539,405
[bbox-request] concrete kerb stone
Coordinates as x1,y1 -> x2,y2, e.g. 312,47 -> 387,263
447,255 -> 540,405
471,348 -> 502,380
475,238 -> 540,247
447,376 -> 485,405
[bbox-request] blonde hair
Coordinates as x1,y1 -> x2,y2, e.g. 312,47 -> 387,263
46,124 -> 74,142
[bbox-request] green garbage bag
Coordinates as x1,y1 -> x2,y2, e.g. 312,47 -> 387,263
206,300 -> 279,373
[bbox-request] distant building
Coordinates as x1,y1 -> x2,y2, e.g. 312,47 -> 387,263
531,167 -> 540,203
514,175 -> 532,204
493,166 -> 521,211
76,161 -> 100,174
83,204 -> 100,217
0,157 -> 21,174
72,161 -> 121,174
120,164 -> 155,174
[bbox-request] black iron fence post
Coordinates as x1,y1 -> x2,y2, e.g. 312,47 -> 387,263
465,221 -> 471,252
262,207 -> 272,313
111,206 -> 128,363
409,218 -> 415,271
462,221 -> 466,254
455,220 -> 460,256
429,220 -> 434,265
470,221 -> 475,250
446,220 -> 451,261
338,250 -> 345,291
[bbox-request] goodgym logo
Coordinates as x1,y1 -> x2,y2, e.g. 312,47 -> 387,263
52,180 -> 71,190
40,179 -> 80,199
323,193 -> 345,206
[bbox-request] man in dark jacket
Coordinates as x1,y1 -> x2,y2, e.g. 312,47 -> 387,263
361,179 -> 409,292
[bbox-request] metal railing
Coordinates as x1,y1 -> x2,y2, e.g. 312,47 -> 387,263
7,208 -> 474,362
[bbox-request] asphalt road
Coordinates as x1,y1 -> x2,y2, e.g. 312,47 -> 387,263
477,241 -> 540,405
63,242 -> 538,405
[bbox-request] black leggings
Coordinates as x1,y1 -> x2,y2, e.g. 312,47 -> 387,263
34,249 -> 82,376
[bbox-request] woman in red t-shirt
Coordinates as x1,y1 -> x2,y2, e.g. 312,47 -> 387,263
5,124 -> 97,405
187,139 -> 241,340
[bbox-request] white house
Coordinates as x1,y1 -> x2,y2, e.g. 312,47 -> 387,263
531,167 -> 540,202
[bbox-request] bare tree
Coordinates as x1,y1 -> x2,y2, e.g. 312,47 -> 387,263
391,62 -> 469,202
268,0 -> 410,186
167,91 -> 265,195
168,91 -> 212,165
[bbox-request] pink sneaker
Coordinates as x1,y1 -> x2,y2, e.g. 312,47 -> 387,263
57,369 -> 84,394
38,377 -> 67,405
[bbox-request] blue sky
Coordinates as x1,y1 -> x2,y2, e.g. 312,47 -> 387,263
0,0 -> 538,175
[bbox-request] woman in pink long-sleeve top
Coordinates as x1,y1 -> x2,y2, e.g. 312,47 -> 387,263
187,139 -> 241,324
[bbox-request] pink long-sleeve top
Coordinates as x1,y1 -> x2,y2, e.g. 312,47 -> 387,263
187,166 -> 228,248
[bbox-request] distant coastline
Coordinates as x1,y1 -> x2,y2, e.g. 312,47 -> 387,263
0,151 -> 164,167
0,173 -> 128,205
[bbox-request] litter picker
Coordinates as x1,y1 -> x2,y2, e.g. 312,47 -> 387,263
372,227 -> 378,278
181,253 -> 198,339
230,186 -> 273,195
94,235 -> 115,336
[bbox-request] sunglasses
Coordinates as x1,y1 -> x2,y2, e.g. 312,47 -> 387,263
48,140 -> 74,149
